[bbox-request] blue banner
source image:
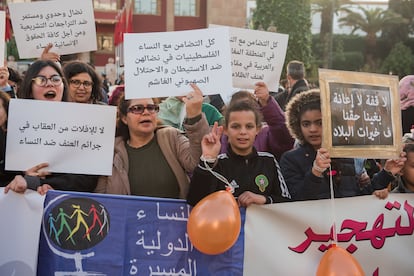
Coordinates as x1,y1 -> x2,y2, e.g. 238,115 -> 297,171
37,190 -> 245,275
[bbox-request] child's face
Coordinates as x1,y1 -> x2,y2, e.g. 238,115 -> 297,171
300,109 -> 322,149
401,151 -> 414,187
224,110 -> 259,156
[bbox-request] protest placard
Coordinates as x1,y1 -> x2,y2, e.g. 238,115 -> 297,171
123,27 -> 233,99
5,99 -> 116,175
211,24 -> 289,92
8,0 -> 97,59
319,69 -> 402,158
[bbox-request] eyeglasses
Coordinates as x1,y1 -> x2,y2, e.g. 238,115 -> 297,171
69,79 -> 94,88
127,104 -> 159,114
32,75 -> 63,87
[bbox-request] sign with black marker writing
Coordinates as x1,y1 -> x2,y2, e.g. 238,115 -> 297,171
123,27 -> 233,99
210,24 -> 289,91
5,99 -> 116,175
319,69 -> 402,159
8,0 -> 97,59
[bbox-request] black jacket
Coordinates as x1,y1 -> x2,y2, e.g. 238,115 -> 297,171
280,143 -> 391,201
275,79 -> 309,111
187,146 -> 291,206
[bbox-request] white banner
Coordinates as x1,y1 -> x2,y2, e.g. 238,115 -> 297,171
8,0 -> 97,59
6,99 -> 116,175
0,188 -> 44,276
244,194 -> 414,275
1,190 -> 413,275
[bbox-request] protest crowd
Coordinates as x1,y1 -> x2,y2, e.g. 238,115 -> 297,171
1,52 -> 412,201
1,1 -> 414,274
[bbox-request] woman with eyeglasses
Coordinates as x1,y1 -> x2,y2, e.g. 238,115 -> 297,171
4,60 -> 98,195
94,84 -> 210,199
63,61 -> 105,104
39,44 -> 105,104
279,90 -> 403,201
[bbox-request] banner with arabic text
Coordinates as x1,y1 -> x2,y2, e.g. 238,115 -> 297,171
37,191 -> 245,275
244,194 -> 414,275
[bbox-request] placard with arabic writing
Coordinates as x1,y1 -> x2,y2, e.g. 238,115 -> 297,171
319,69 -> 402,159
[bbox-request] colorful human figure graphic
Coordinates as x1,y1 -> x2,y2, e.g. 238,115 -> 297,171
66,204 -> 91,241
84,204 -> 103,238
97,204 -> 110,236
48,213 -> 60,245
56,208 -> 75,245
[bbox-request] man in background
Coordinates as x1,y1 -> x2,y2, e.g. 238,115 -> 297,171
275,60 -> 309,111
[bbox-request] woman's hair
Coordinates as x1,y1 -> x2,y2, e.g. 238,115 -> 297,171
285,89 -> 321,144
18,60 -> 68,101
404,143 -> 414,154
115,95 -> 162,140
0,91 -> 10,128
229,90 -> 258,106
108,85 -> 124,106
63,61 -> 103,103
224,99 -> 262,128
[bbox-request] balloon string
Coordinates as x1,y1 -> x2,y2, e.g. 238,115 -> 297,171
199,160 -> 233,192
329,164 -> 338,245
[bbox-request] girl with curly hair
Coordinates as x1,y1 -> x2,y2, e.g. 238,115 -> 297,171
279,90 -> 401,201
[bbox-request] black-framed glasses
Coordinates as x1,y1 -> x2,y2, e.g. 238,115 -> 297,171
69,79 -> 94,88
32,75 -> 62,87
127,104 -> 159,114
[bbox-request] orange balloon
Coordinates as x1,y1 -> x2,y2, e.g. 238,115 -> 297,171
187,190 -> 241,255
316,244 -> 364,276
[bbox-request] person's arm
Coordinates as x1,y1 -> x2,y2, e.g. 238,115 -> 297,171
371,152 -> 406,190
186,159 -> 221,206
178,84 -> 210,172
280,151 -> 323,201
187,123 -> 224,206
41,174 -> 98,192
255,82 -> 294,160
40,43 -> 60,62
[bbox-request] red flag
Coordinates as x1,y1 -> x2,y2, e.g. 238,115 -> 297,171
5,9 -> 13,42
119,7 -> 126,44
125,0 -> 133,33
114,12 -> 121,46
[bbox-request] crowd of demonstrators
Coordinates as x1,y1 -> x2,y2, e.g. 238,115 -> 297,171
279,90 -> 406,201
187,100 -> 291,207
1,46 -> 413,209
399,75 -> 414,134
94,84 -> 210,199
3,60 -> 98,195
275,60 -> 309,111
219,81 -> 294,161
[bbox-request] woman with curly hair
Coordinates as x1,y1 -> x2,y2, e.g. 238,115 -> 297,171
279,90 -> 401,201
62,61 -> 105,104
